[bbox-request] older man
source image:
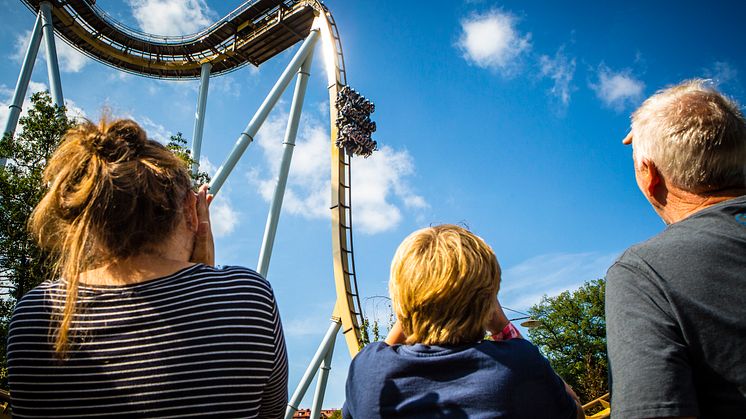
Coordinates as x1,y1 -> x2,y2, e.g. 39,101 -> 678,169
606,79 -> 746,419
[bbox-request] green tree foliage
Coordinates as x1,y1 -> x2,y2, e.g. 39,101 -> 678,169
527,278 -> 607,404
0,92 -> 208,389
0,92 -> 73,387
166,132 -> 210,186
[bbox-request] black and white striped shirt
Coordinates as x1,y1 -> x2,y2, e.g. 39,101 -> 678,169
8,264 -> 288,418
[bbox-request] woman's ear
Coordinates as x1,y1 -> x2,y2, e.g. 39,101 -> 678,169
185,191 -> 199,233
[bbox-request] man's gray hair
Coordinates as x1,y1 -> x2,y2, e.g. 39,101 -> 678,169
631,79 -> 746,193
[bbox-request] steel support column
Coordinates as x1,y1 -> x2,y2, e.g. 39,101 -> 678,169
310,332 -> 336,419
2,13 -> 43,142
40,1 -> 64,108
256,45 -> 315,278
209,29 -> 319,195
191,63 -> 211,175
285,318 -> 342,419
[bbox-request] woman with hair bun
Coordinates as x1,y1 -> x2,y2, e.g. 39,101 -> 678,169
7,118 -> 288,418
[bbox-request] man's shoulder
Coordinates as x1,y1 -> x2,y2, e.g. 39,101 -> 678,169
610,194 -> 746,279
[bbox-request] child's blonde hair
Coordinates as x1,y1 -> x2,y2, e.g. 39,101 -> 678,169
389,224 -> 500,345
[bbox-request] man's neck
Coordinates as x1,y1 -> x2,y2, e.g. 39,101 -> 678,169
660,188 -> 746,224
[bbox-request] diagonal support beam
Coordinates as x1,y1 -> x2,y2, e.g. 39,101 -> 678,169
40,1 -> 64,108
285,317 -> 341,419
191,63 -> 211,175
256,44 -> 315,278
2,12 -> 43,152
310,331 -> 336,419
209,29 -> 320,196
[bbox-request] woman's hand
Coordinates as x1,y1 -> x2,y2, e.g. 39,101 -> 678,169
190,185 -> 215,266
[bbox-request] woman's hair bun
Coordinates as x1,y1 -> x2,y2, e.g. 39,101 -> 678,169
85,119 -> 147,161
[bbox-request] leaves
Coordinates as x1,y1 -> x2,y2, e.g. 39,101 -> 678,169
527,278 -> 607,403
0,92 -> 72,389
0,92 -> 72,299
166,132 -> 210,187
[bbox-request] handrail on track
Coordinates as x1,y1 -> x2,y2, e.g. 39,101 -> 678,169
89,0 -> 291,45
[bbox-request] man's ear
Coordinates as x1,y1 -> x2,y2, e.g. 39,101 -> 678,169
185,191 -> 199,233
639,159 -> 663,200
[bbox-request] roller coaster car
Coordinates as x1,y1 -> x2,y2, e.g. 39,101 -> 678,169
335,86 -> 377,157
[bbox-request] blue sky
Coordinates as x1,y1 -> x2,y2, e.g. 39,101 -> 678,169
2,0 -> 745,409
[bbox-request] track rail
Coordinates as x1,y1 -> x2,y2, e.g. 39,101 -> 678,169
316,6 -> 366,356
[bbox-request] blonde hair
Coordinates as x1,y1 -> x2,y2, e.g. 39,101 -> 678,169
631,79 -> 746,193
29,118 -> 192,355
389,224 -> 500,346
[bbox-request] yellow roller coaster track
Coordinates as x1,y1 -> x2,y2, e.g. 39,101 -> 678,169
17,0 -> 365,355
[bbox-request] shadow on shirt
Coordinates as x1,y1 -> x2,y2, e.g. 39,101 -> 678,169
379,380 -> 468,418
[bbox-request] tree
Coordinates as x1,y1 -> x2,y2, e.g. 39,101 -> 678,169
0,92 -> 208,388
0,92 -> 73,387
527,278 -> 607,404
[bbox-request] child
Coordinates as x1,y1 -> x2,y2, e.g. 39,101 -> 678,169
343,224 -> 582,419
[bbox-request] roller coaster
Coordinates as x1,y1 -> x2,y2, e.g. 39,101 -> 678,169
2,1 -> 609,418
4,1 -> 364,417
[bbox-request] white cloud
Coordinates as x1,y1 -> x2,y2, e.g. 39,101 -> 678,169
211,75 -> 241,98
108,71 -> 134,82
591,65 -> 645,110
196,156 -> 238,237
353,146 -> 427,234
139,116 -> 171,143
127,0 -> 216,36
704,61 -> 738,87
198,155 -> 216,175
27,81 -> 47,95
283,315 -> 328,338
250,109 -> 426,235
457,10 -> 531,72
64,98 -> 87,122
539,47 -> 576,106
12,31 -> 89,73
499,251 -> 619,311
210,196 -> 239,237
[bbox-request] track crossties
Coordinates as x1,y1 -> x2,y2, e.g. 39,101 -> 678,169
20,0 -> 319,78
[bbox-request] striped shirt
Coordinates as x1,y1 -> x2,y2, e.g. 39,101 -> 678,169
7,264 -> 288,418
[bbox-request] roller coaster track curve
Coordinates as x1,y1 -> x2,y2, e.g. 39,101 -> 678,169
21,0 -> 317,78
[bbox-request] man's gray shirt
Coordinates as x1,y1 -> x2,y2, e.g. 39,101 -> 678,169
606,195 -> 746,419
